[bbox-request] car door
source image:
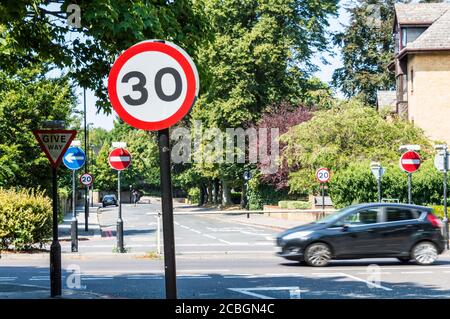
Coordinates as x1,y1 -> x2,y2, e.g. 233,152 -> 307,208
331,207 -> 385,257
377,207 -> 421,254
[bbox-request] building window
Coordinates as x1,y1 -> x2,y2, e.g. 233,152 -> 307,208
410,69 -> 414,94
401,28 -> 407,48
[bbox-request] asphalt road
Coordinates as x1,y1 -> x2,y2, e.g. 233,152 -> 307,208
2,204 -> 450,299
59,203 -> 278,254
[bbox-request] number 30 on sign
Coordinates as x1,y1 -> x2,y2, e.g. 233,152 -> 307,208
316,168 -> 330,183
108,40 -> 200,131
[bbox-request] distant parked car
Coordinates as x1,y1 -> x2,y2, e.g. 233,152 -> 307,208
276,203 -> 446,266
102,194 -> 118,207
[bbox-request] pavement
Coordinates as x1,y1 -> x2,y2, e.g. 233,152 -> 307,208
2,201 -> 450,299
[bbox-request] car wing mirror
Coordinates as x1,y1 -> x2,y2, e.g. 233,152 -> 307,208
342,224 -> 350,231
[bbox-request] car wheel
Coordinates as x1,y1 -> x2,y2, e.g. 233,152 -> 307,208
411,241 -> 438,265
304,243 -> 332,267
397,257 -> 410,263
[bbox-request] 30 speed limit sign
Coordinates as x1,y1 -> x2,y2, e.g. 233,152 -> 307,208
80,173 -> 93,186
316,168 -> 330,183
108,40 -> 200,131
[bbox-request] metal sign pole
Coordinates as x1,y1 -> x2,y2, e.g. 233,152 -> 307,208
378,167 -> 382,203
84,88 -> 89,232
408,173 -> 412,204
50,166 -> 62,297
158,128 -> 177,299
444,149 -> 449,249
71,169 -> 78,252
117,170 -> 124,253
322,184 -> 325,212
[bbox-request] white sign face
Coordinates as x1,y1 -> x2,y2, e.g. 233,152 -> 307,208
116,51 -> 188,122
434,152 -> 449,172
371,167 -> 385,180
80,173 -> 93,186
33,130 -> 77,168
316,168 -> 330,183
108,40 -> 199,131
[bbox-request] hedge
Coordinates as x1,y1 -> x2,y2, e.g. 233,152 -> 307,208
278,200 -> 311,209
329,159 -> 445,208
0,188 -> 52,250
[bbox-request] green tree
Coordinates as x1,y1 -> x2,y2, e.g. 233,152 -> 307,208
0,0 -> 206,113
332,0 -> 445,106
281,99 -> 432,194
0,64 -> 75,190
190,0 -> 339,204
332,0 -> 400,105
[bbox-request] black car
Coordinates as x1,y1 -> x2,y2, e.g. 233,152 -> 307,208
102,194 -> 118,207
276,203 -> 446,267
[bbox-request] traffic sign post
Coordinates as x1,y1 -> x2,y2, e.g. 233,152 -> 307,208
435,145 -> 449,249
243,170 -> 252,218
316,168 -> 330,212
370,162 -> 385,203
108,40 -> 199,299
400,151 -> 421,204
63,146 -> 86,253
108,147 -> 131,253
33,129 -> 77,297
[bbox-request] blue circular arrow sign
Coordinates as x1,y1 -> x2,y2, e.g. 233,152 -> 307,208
63,146 -> 86,170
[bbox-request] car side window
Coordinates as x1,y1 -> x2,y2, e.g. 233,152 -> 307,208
386,208 -> 418,222
340,208 -> 381,225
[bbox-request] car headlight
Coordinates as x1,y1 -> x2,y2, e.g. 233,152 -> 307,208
282,231 -> 314,240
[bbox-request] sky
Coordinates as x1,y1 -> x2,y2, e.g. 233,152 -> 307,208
73,0 -> 353,131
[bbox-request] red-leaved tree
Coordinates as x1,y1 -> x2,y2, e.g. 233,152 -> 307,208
251,102 -> 314,190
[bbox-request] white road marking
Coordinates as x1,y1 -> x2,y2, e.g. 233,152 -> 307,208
401,271 -> 433,274
217,238 -> 232,244
203,234 -> 217,240
0,277 -> 17,281
228,286 -> 301,299
190,229 -> 201,234
341,273 -> 393,291
313,272 -> 393,290
82,277 -> 114,281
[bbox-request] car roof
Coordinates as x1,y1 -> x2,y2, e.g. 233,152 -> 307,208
349,203 -> 432,211
104,194 -> 116,197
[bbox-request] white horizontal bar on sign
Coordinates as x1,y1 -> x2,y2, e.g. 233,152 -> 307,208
401,159 -> 420,164
109,156 -> 131,162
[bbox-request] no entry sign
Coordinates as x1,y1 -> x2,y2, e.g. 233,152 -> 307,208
108,40 -> 199,131
316,168 -> 330,183
108,148 -> 132,171
400,151 -> 421,173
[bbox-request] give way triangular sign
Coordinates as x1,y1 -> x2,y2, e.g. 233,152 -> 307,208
33,130 -> 77,168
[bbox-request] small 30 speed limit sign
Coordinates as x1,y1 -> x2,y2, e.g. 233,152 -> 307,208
80,173 -> 93,186
316,168 -> 330,183
108,40 -> 200,131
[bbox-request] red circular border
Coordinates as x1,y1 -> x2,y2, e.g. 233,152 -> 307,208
399,151 -> 421,173
108,148 -> 132,171
316,167 -> 330,183
80,173 -> 94,186
108,42 -> 197,131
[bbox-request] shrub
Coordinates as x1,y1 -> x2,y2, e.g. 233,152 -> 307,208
247,173 -> 296,210
187,187 -> 200,204
329,159 -> 445,208
0,188 -> 52,250
278,201 -> 311,209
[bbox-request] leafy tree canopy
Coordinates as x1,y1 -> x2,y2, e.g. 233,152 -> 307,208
281,98 -> 432,194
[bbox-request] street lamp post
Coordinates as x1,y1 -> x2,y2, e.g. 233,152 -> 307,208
444,148 -> 449,249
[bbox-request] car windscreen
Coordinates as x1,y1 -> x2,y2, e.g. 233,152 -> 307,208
315,206 -> 357,224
